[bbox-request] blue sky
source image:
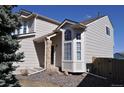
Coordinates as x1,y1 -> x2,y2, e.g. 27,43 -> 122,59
13,5 -> 124,53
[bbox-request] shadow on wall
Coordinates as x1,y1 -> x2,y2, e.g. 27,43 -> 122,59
77,74 -> 124,87
33,41 -> 45,68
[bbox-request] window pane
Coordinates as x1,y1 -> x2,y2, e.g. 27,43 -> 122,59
76,42 -> 81,60
106,27 -> 110,36
64,30 -> 72,41
77,52 -> 81,60
76,32 -> 81,40
64,43 -> 72,60
19,26 -> 23,34
23,21 -> 27,34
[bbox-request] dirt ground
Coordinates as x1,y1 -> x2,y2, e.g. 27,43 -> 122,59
19,79 -> 59,87
17,71 -> 86,87
17,71 -> 124,87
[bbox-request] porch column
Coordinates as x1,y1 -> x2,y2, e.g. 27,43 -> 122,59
46,39 -> 52,70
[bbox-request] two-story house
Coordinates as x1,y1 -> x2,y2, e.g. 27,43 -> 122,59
14,10 -> 114,74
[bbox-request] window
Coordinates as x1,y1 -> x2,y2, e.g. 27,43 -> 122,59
64,43 -> 72,60
76,32 -> 81,40
76,42 -> 81,60
106,27 -> 110,36
19,26 -> 24,34
14,21 -> 29,35
64,29 -> 72,41
23,21 -> 27,34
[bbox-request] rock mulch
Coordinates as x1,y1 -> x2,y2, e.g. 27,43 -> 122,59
17,71 -> 86,87
18,71 -> 120,87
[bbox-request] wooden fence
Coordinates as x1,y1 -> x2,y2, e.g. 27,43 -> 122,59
91,58 -> 124,80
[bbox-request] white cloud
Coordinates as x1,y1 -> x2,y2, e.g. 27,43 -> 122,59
85,14 -> 92,18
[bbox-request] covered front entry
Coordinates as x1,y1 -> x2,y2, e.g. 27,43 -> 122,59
33,32 -> 62,72
51,45 -> 56,66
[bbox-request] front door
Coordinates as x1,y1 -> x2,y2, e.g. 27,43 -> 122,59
51,45 -> 56,66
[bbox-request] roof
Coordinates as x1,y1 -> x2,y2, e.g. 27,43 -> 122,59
36,14 -> 60,25
19,9 -> 108,27
55,19 -> 86,31
19,9 -> 32,16
18,9 -> 60,25
80,15 -> 105,25
33,31 -> 59,43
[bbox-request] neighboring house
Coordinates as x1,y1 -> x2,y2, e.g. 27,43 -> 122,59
114,53 -> 124,59
14,10 -> 114,74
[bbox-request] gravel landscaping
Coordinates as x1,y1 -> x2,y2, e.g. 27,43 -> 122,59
17,70 -> 122,87
17,71 -> 87,87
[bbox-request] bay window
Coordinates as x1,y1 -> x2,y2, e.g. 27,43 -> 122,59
63,29 -> 82,61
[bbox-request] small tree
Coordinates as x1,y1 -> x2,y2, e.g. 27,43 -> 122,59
0,5 -> 24,87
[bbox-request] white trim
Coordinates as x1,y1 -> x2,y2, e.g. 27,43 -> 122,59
18,32 -> 35,38
34,15 -> 37,33
56,20 -> 76,30
46,34 -> 56,40
21,14 -> 33,19
44,39 -> 47,68
53,46 -> 56,67
26,22 -> 29,33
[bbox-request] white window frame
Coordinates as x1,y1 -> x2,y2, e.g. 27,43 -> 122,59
74,31 -> 82,62
76,42 -> 81,60
63,29 -> 73,61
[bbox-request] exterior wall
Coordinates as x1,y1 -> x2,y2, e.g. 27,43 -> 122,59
15,36 -> 40,74
84,16 -> 114,64
15,17 -> 59,74
35,18 -> 58,37
33,42 -> 45,68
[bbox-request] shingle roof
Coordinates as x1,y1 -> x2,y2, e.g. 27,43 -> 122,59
80,15 -> 105,25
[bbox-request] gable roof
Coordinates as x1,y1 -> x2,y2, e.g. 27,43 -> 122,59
80,15 -> 105,25
55,19 -> 86,31
55,19 -> 78,30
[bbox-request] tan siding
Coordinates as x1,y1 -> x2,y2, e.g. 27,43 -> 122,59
34,42 -> 45,67
35,18 -> 58,37
16,17 -> 59,73
84,16 -> 114,64
17,36 -> 40,69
